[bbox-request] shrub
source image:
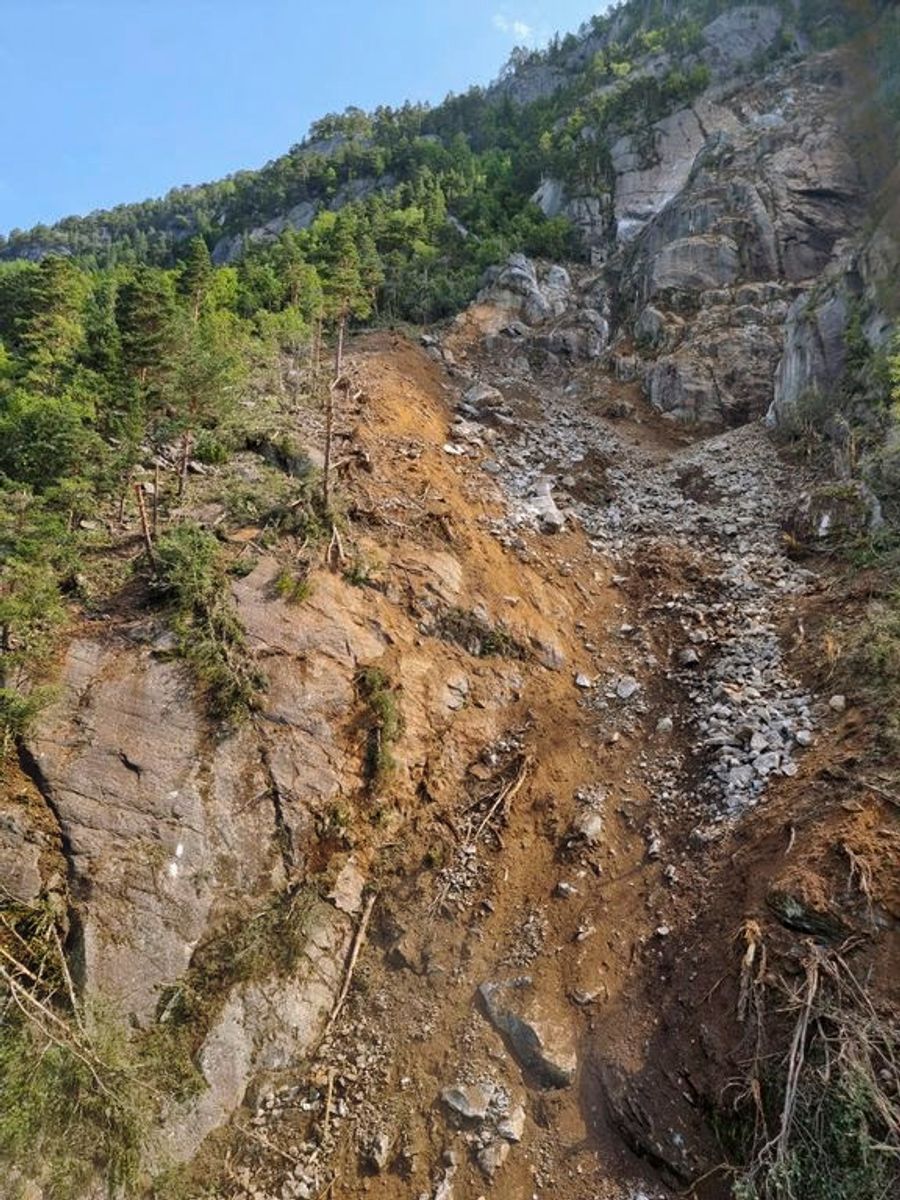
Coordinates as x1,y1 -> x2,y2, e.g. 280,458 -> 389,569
191,429 -> 232,465
0,900 -> 149,1199
0,390 -> 101,492
848,587 -> 900,748
153,522 -> 265,722
724,942 -> 899,1200
156,887 -> 317,1035
0,894 -> 203,1199
0,1010 -> 151,1200
0,556 -> 68,758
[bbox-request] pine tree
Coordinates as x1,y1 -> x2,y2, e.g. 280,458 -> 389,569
179,237 -> 213,322
82,275 -> 121,378
16,256 -> 87,395
115,267 -> 176,394
170,309 -> 248,493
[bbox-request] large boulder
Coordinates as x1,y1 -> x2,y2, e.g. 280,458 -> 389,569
635,304 -> 682,351
477,255 -> 571,325
531,177 -> 567,218
28,642 -> 274,1020
784,481 -> 883,543
611,101 -> 739,244
619,56 -> 865,311
648,355 -> 721,424
649,234 -> 741,295
479,978 -> 577,1088
160,901 -> 351,1164
26,562 -> 385,1024
699,321 -> 782,423
534,308 -> 610,361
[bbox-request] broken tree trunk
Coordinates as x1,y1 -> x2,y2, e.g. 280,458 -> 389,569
152,465 -> 160,535
178,430 -> 193,498
322,315 -> 346,512
134,484 -> 156,567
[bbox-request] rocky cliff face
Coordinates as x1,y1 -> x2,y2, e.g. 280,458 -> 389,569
525,11 -> 898,441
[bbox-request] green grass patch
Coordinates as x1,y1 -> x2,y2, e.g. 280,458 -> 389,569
155,886 -> 318,1037
274,566 -> 313,604
435,607 -> 528,660
847,586 -> 900,749
0,895 -> 199,1200
0,1007 -> 152,1200
356,666 -> 403,793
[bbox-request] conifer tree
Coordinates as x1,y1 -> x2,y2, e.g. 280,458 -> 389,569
179,237 -> 213,322
16,256 -> 87,395
115,267 -> 177,394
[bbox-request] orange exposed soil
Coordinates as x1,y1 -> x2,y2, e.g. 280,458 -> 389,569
190,328 -> 898,1200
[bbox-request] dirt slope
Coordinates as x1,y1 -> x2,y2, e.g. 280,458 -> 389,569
193,323 -> 897,1200
4,314 -> 895,1200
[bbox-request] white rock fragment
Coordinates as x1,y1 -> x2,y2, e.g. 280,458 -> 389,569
616,675 -> 640,701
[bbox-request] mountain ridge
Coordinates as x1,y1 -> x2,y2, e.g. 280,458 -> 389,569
3,1 -> 892,273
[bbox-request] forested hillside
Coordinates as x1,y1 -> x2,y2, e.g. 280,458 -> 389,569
2,1 -> 895,298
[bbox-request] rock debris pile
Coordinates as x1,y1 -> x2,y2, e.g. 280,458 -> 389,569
444,343 -> 821,820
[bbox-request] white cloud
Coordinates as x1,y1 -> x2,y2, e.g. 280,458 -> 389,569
493,13 -> 534,42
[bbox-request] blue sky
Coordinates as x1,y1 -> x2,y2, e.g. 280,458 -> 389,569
0,1 -> 610,234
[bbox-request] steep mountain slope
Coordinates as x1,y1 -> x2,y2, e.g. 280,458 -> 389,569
1,3 -> 899,1200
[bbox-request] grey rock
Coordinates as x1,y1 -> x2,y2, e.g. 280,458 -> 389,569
477,1139 -> 510,1179
753,752 -> 781,777
648,355 -> 721,424
768,291 -> 851,429
364,1131 -> 392,1173
479,978 -> 577,1087
572,812 -> 603,846
440,1082 -> 495,1122
613,101 -> 738,243
649,235 -> 740,295
0,800 -> 52,903
477,254 -> 574,325
700,6 -> 784,78
497,1104 -> 526,1143
464,381 -> 504,411
785,482 -> 883,543
616,676 -> 641,701
531,478 -> 566,533
432,1153 -> 458,1200
328,857 -> 365,915
531,177 -> 567,218
161,902 -> 351,1164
